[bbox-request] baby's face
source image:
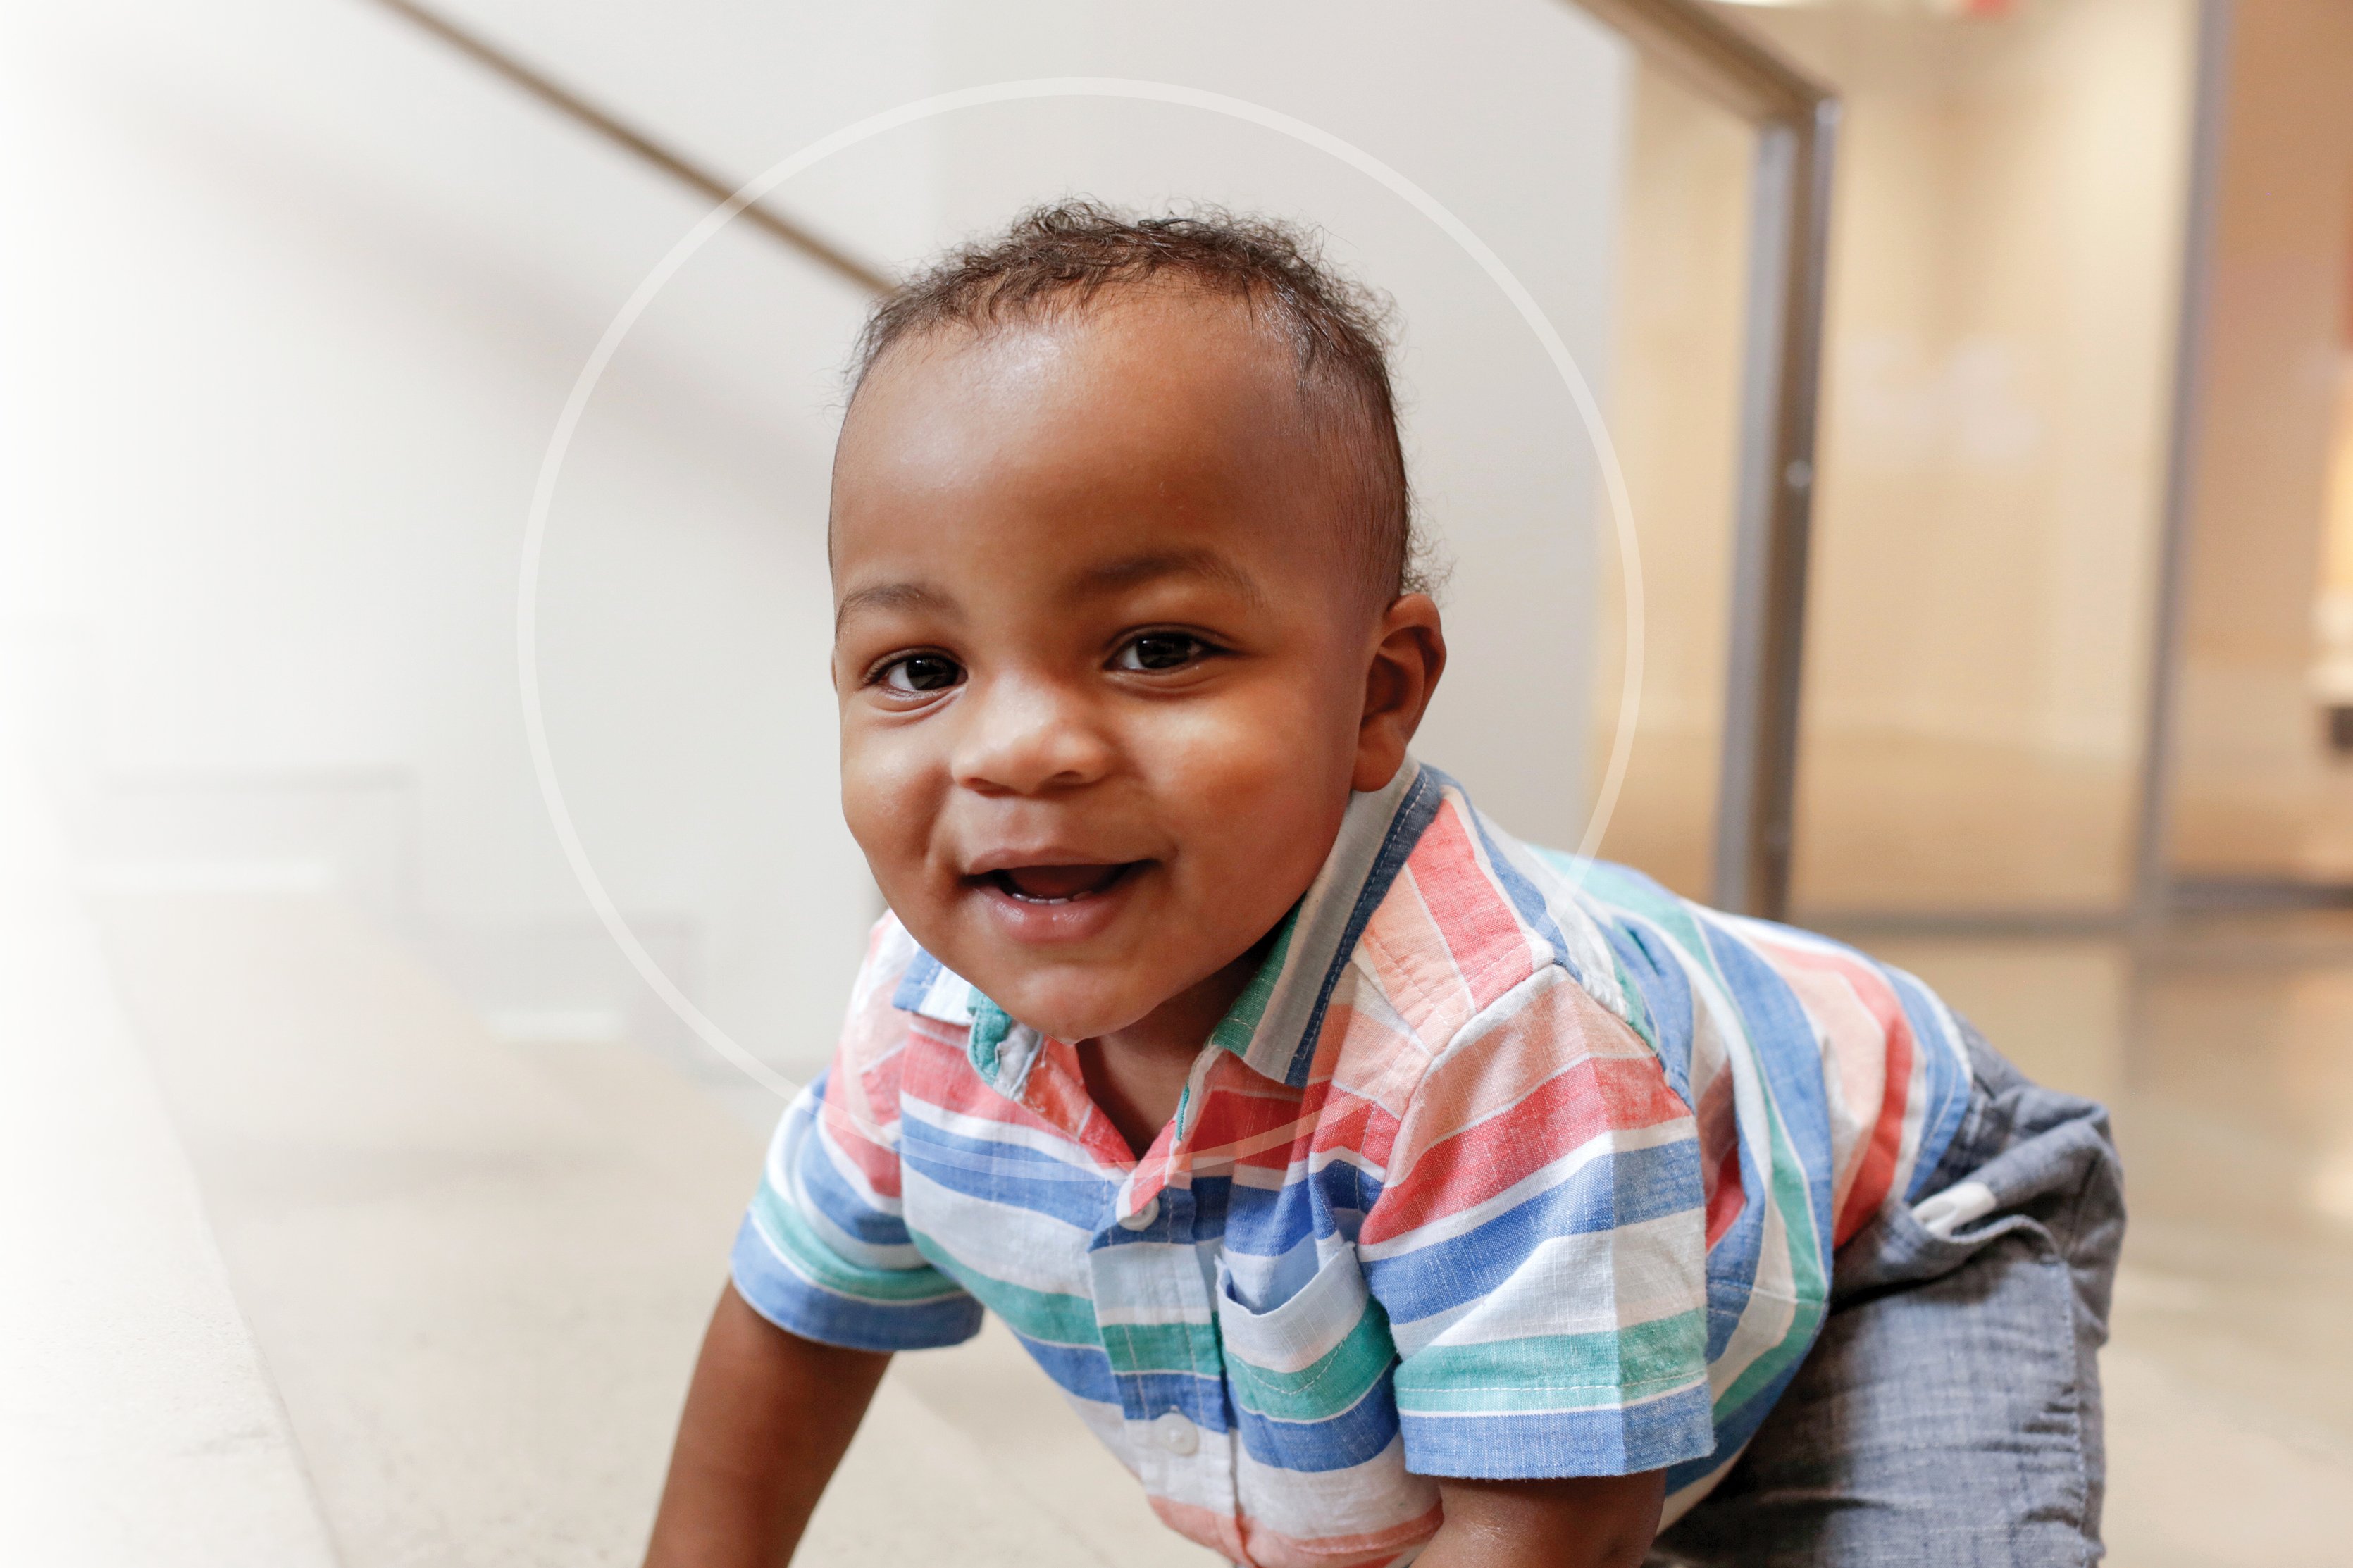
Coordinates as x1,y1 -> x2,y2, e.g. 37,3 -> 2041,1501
829,292 -> 1423,1043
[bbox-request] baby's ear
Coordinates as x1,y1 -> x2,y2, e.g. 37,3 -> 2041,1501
1353,595 -> 1446,792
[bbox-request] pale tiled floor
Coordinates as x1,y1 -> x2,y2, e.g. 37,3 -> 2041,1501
78,888 -> 2353,1565
91,890 -> 1212,1568
0,743 -> 338,1567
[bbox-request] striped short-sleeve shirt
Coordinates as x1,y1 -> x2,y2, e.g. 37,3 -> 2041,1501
732,759 -> 1977,1566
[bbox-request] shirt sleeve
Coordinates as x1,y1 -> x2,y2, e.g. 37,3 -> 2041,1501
729,923 -> 984,1352
1358,966 -> 1715,1479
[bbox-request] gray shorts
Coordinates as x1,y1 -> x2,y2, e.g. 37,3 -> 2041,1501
1649,1025 -> 2126,1567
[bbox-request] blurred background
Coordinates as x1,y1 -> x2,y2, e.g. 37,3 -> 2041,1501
1,0 -> 2348,1563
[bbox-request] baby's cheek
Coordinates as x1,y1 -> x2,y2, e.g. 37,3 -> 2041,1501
1153,669 -> 1351,776
838,736 -> 937,879
1169,734 -> 1346,908
1198,700 -> 1350,811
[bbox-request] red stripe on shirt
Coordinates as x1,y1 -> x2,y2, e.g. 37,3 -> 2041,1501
1360,1054 -> 1691,1245
819,1065 -> 902,1195
1763,941 -> 1917,1245
1402,801 -> 1538,1012
1696,1069 -> 1746,1247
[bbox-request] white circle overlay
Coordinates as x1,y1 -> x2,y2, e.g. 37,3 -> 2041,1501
519,77 -> 1645,1102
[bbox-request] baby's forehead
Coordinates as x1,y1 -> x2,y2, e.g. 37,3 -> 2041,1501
832,285 -> 1391,607
864,286 -> 1305,409
840,297 -> 1348,497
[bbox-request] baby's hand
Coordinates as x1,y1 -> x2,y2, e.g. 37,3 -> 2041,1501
1415,1471 -> 1665,1568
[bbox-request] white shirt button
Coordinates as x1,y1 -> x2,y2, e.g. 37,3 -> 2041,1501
1152,1410 -> 1198,1455
1119,1195 -> 1160,1231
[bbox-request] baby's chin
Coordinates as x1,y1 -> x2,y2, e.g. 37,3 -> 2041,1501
964,964 -> 1170,1045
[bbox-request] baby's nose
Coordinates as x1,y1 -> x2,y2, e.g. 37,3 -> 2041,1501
950,676 -> 1116,795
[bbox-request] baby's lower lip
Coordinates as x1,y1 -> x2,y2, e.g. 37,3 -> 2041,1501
967,861 -> 1148,942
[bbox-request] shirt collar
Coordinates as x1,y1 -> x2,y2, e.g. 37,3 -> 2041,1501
890,757 -> 1446,1097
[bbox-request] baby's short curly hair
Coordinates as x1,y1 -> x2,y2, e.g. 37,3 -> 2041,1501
850,201 -> 1429,601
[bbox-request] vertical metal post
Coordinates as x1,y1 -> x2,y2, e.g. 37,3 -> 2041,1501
1713,101 -> 1837,919
1570,0 -> 1836,921
2132,0 -> 2236,931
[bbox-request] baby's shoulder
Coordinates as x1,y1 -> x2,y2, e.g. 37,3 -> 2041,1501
1329,789 -> 1648,1074
1323,935 -> 1666,1175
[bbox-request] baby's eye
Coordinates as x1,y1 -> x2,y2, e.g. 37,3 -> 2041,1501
878,653 -> 964,695
1114,633 -> 1210,673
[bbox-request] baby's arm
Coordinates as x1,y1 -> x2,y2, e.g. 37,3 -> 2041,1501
1417,1472 -> 1665,1568
643,1282 -> 890,1568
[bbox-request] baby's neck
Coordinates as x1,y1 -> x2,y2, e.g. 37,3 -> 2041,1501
1076,942 -> 1264,1157
1076,1033 -> 1199,1158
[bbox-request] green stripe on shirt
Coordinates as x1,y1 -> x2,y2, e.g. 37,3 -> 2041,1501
1393,1310 -> 1708,1415
1225,1302 -> 1398,1421
752,1186 -> 969,1305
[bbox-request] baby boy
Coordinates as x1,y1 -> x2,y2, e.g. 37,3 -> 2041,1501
643,204 -> 2123,1567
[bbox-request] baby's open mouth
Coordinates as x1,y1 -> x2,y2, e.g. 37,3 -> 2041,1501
980,863 -> 1142,904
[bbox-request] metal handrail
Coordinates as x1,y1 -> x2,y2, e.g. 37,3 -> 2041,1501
362,0 -> 893,297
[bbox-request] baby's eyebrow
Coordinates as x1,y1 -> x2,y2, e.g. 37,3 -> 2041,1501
834,580 -> 954,630
1076,548 -> 1266,607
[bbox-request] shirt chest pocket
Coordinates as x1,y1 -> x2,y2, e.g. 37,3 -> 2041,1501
1215,1243 -> 1406,1475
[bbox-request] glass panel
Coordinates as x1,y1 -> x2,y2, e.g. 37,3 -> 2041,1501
1719,0 -> 2202,916
1585,57 -> 1757,901
2167,0 -> 2353,890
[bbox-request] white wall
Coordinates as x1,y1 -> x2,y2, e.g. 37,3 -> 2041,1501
1,0 -> 1628,1080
